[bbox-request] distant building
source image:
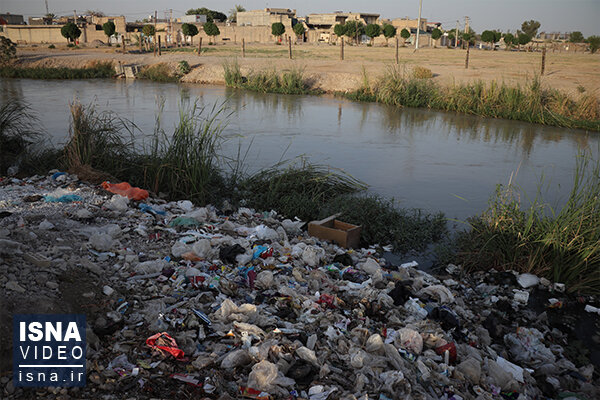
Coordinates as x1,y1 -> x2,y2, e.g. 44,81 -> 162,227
237,8 -> 296,29
306,11 -> 380,43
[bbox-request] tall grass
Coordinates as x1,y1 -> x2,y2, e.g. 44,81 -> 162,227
0,101 -> 41,174
136,63 -> 180,83
222,60 -> 316,95
342,66 -> 600,131
0,62 -> 114,79
454,153 -> 600,294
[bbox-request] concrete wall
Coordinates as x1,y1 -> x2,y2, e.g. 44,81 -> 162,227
237,9 -> 295,29
0,25 -> 65,44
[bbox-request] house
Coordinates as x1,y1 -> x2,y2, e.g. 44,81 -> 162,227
237,8 -> 296,29
0,13 -> 25,25
305,11 -> 380,43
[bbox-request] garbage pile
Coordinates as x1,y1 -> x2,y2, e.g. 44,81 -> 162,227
1,172 -> 598,399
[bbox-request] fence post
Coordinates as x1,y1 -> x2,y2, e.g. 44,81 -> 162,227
122,35 -> 126,53
340,37 -> 344,61
465,45 -> 470,69
541,47 -> 546,75
198,37 -> 202,55
242,38 -> 245,58
153,35 -> 157,56
288,36 -> 293,59
158,35 -> 161,56
395,37 -> 399,64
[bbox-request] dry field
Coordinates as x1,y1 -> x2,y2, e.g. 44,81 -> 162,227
15,43 -> 600,94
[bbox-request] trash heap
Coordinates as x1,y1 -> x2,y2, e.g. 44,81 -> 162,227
0,172 -> 598,400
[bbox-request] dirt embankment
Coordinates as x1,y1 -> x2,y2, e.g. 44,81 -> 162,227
14,45 -> 600,94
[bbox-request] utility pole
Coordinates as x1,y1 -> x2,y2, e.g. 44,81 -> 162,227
45,0 -> 49,15
464,16 -> 469,34
73,10 -> 77,23
415,0 -> 423,50
169,9 -> 173,47
154,10 -> 157,28
455,20 -> 459,48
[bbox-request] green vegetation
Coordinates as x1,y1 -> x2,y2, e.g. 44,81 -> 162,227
342,66 -> 600,131
334,24 -> 346,39
136,63 -> 179,82
48,44 -> 56,49
503,33 -> 515,49
271,22 -> 285,41
223,60 -> 317,95
569,31 -> 584,43
182,23 -> 199,45
293,23 -> 306,39
481,30 -> 500,49
186,7 -> 226,23
142,25 -> 156,37
521,20 -> 541,38
61,22 -> 81,43
400,28 -> 410,45
588,36 -> 600,54
365,24 -> 381,46
344,21 -> 365,44
229,5 -> 246,23
382,24 -> 397,46
204,22 -> 220,43
0,102 -> 41,174
452,154 -> 600,294
102,21 -> 116,45
0,62 -> 114,79
178,60 -> 191,75
0,37 -> 17,64
431,28 -> 441,47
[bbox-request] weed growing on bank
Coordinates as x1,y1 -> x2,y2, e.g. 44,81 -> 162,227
0,61 -> 114,79
136,63 -> 180,82
452,153 -> 600,294
342,65 -> 600,131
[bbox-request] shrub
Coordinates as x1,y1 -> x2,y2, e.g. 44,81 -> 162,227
48,44 -> 56,49
412,66 -> 433,79
178,60 -> 191,75
0,36 -> 17,64
0,102 -> 41,174
136,63 -> 179,82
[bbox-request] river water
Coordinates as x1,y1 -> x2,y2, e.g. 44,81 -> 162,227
3,78 -> 598,220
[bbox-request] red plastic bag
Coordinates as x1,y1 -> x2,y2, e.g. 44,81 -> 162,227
435,342 -> 457,364
146,332 -> 185,359
102,181 -> 149,201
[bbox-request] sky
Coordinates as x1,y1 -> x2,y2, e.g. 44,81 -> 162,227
1,0 -> 599,36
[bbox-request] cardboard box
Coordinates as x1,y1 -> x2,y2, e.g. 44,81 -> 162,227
308,214 -> 361,248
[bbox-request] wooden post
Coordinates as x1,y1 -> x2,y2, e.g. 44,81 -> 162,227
541,47 -> 546,75
465,45 -> 470,69
158,35 -> 161,56
198,37 -> 202,55
153,35 -> 157,56
242,38 -> 245,57
139,35 -> 143,52
121,35 -> 126,53
395,36 -> 399,64
288,36 -> 292,59
340,37 -> 344,60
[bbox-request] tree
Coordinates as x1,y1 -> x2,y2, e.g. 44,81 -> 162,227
271,22 -> 285,42
587,36 -> 600,54
400,28 -> 410,46
0,37 -> 17,65
229,5 -> 246,23
382,24 -> 396,46
142,24 -> 156,37
102,21 -> 116,46
334,24 -> 347,43
521,20 -> 540,38
518,33 -> 531,47
364,24 -> 381,46
61,22 -> 81,43
181,23 -> 199,45
569,31 -> 584,43
431,28 -> 441,47
203,21 -> 220,44
446,31 -> 455,47
186,8 -> 227,23
481,30 -> 496,49
293,23 -> 305,40
85,10 -> 105,17
344,20 -> 364,44
461,32 -> 474,47
503,33 -> 515,49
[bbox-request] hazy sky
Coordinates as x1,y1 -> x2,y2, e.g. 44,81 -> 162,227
2,0 -> 598,36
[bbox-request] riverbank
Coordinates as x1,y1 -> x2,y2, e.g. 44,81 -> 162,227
13,45 -> 600,94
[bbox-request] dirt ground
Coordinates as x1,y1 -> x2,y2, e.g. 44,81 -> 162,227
15,43 -> 600,94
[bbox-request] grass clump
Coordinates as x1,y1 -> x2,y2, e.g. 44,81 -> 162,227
0,62 -> 114,79
240,160 -> 367,221
341,66 -> 600,131
136,63 -> 180,82
222,60 -> 316,95
412,66 -> 433,79
453,154 -> 600,294
0,101 -> 41,174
